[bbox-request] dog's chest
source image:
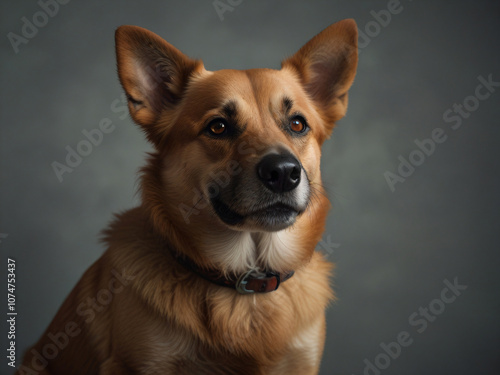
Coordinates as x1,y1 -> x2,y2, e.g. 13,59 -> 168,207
144,317 -> 322,375
118,296 -> 322,374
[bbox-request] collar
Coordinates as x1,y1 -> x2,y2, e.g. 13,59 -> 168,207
170,248 -> 294,294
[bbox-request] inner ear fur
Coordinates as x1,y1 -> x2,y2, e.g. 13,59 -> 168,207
282,19 -> 358,135
115,25 -> 203,141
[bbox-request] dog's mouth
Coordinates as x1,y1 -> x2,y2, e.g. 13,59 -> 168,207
211,197 -> 301,231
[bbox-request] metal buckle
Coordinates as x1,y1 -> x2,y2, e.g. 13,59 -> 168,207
236,270 -> 259,294
235,270 -> 280,294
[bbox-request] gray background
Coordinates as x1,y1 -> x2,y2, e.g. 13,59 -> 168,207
1,1 -> 499,374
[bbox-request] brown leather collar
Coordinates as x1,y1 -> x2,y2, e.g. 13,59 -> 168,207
170,248 -> 294,294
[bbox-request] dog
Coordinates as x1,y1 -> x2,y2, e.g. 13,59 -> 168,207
17,19 -> 358,375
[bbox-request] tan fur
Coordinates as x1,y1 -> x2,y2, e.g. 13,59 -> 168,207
17,19 -> 357,375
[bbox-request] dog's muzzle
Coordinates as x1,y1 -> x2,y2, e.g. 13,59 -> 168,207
210,150 -> 309,231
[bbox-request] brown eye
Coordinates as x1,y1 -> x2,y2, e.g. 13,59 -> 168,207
290,118 -> 306,133
209,120 -> 227,135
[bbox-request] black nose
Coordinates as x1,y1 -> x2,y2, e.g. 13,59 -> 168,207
257,153 -> 301,193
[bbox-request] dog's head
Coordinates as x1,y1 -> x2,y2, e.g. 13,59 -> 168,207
115,20 -> 357,271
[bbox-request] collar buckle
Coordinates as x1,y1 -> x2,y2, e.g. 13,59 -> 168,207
235,270 -> 281,294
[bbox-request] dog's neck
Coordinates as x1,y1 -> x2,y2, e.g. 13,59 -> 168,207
197,230 -> 303,276
168,242 -> 295,294
166,220 -> 306,274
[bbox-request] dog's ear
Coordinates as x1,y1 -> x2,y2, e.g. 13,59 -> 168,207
115,26 -> 203,141
282,19 -> 358,136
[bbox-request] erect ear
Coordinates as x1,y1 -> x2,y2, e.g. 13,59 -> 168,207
282,19 -> 358,135
115,25 -> 203,140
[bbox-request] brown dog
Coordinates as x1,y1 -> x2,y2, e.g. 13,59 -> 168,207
17,19 -> 358,375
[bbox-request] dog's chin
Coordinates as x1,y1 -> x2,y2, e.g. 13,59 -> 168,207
211,198 -> 300,232
246,204 -> 299,232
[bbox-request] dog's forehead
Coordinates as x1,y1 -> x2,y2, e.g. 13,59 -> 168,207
186,68 -> 306,115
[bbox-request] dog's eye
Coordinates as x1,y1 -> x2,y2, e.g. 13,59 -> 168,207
289,117 -> 307,133
208,119 -> 227,136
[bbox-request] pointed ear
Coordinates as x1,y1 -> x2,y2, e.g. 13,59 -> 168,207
115,25 -> 203,138
282,19 -> 358,134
